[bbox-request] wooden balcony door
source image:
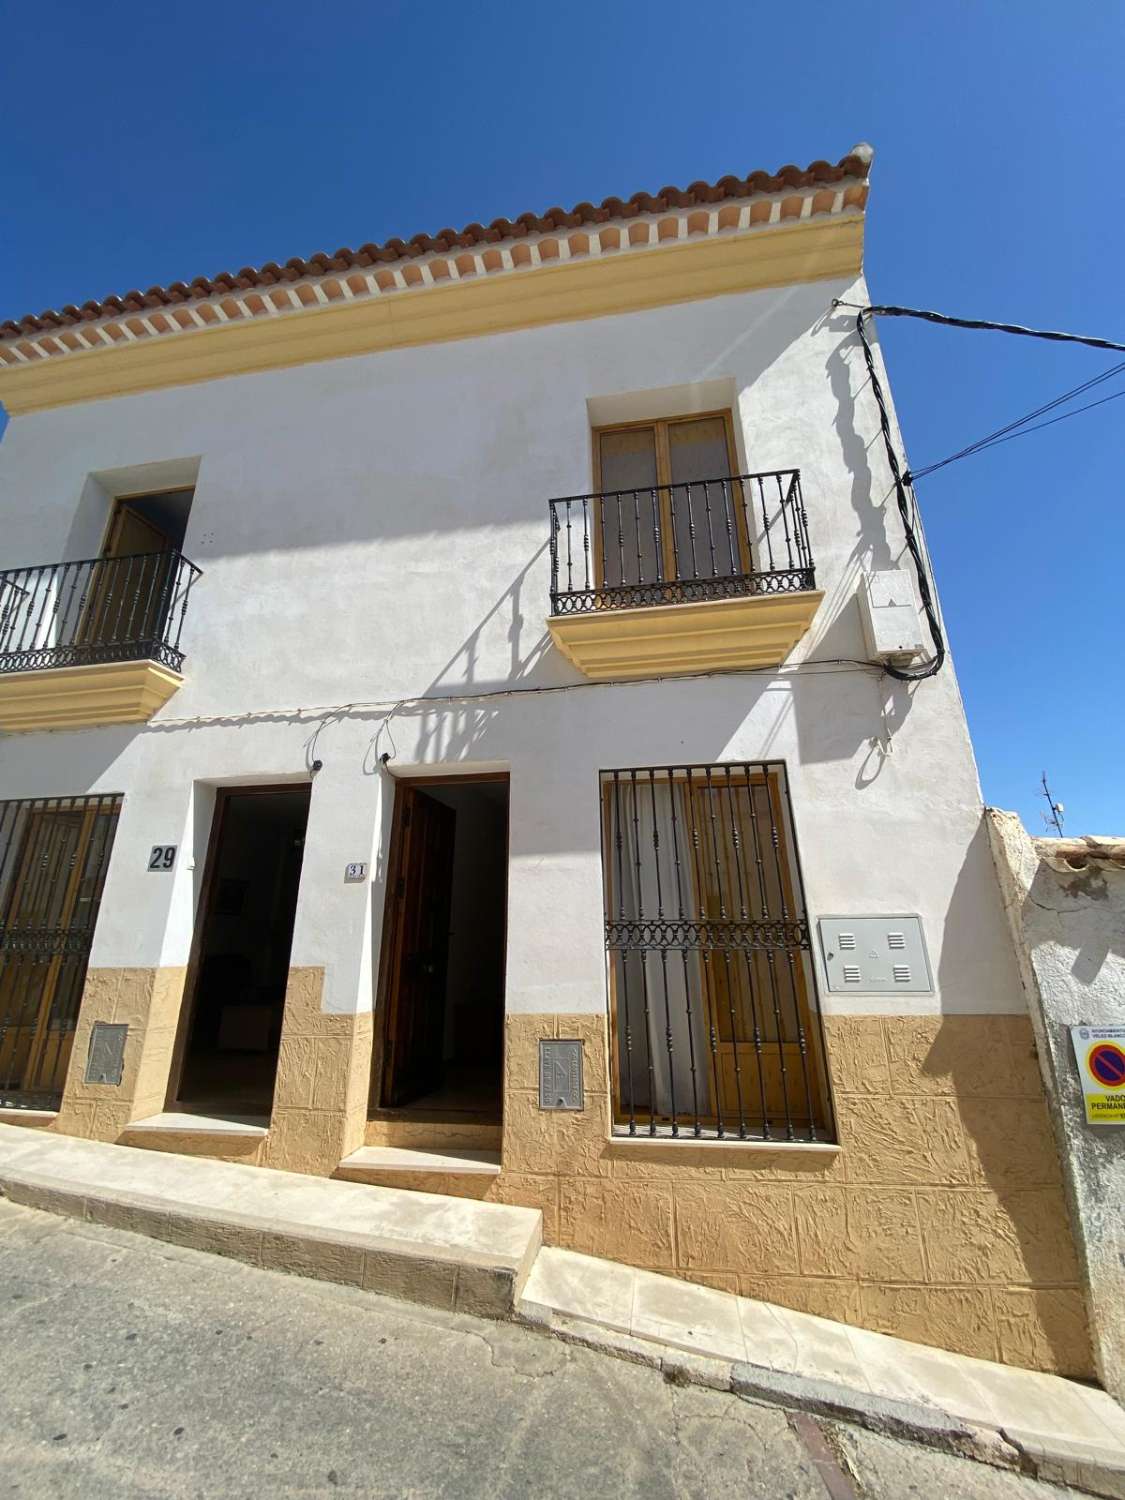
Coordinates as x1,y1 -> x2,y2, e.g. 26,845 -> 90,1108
78,501 -> 177,653
594,413 -> 745,588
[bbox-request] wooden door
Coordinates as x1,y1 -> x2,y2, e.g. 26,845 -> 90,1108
593,413 -> 745,588
80,503 -> 176,651
687,774 -> 826,1135
0,807 -> 101,1100
381,787 -> 457,1108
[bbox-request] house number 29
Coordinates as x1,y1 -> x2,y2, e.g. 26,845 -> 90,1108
148,845 -> 177,871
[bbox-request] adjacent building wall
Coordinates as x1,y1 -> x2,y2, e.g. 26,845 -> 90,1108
0,272 -> 1090,1375
987,810 -> 1125,1397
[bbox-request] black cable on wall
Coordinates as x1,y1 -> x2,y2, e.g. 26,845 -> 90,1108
838,298 -> 1125,685
851,307 -> 946,682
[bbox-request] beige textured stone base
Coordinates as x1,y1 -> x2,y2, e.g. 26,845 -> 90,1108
263,969 -> 372,1176
55,966 -> 187,1140
47,966 -> 1091,1378
54,965 -> 369,1177
491,1012 -> 1093,1380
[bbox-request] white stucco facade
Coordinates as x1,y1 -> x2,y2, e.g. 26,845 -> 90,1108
0,162 -> 1100,1378
0,273 -> 1023,1023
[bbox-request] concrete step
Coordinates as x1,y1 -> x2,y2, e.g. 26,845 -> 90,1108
336,1145 -> 502,1199
0,1122 -> 540,1319
364,1117 -> 502,1152
119,1111 -> 269,1162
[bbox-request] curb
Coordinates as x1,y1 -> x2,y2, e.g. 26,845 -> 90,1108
515,1302 -> 1125,1500
0,1166 -> 532,1321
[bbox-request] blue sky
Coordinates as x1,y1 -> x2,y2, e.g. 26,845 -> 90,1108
3,1 -> 1122,833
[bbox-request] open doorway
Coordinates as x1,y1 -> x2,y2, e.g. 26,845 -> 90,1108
81,488 -> 195,657
174,785 -> 310,1117
101,488 -> 193,558
375,775 -> 509,1123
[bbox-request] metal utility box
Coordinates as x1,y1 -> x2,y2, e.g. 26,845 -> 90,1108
539,1038 -> 584,1110
859,570 -> 925,664
818,915 -> 933,993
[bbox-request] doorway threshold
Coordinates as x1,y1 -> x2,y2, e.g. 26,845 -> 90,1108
126,1111 -> 269,1137
341,1145 -> 500,1175
336,1144 -> 501,1198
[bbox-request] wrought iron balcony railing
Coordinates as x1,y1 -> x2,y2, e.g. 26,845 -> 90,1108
0,551 -> 202,676
549,469 -> 814,616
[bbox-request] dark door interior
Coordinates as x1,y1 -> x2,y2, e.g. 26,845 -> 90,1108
176,785 -> 310,1115
382,786 -> 456,1108
378,778 -> 508,1118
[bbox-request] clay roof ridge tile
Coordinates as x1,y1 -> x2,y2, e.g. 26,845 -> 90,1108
3,150 -> 870,336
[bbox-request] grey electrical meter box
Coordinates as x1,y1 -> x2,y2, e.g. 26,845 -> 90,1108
539,1039 -> 584,1110
84,1021 -> 128,1085
818,915 -> 933,993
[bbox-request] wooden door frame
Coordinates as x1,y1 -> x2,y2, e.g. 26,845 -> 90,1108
369,771 -> 510,1119
166,782 -> 311,1110
591,411 -> 746,587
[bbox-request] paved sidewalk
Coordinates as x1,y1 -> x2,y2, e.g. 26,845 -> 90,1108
0,1121 -> 1122,1497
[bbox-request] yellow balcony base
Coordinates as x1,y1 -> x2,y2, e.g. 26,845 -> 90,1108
0,659 -> 184,732
548,590 -> 824,681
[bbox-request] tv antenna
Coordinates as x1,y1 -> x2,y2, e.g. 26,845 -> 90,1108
1039,772 -> 1065,836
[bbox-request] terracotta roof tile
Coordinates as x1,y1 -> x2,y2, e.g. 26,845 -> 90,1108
1,149 -> 871,338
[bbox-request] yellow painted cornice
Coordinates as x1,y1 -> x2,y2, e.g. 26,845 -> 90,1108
0,216 -> 863,415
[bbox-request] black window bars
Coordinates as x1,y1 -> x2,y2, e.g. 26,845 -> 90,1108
550,470 -> 814,615
0,795 -> 123,1109
600,763 -> 834,1142
0,551 -> 201,676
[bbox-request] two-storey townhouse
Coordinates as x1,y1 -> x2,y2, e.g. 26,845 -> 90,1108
0,145 -> 1091,1379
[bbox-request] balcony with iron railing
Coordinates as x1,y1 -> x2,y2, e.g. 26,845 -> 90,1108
547,470 -> 823,679
0,551 -> 202,731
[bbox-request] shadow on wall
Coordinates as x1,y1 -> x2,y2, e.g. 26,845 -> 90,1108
779,305 -> 923,772
824,305 -> 899,574
933,816 -> 1088,1374
0,720 -> 145,798
415,538 -> 575,704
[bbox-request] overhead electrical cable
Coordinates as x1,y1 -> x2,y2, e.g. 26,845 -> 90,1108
908,356 -> 1125,480
834,299 -> 1125,685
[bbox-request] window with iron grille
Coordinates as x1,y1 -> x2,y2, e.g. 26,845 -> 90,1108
0,795 -> 123,1109
600,764 -> 834,1142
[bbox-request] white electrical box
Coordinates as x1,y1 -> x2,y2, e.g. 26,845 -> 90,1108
859,570 -> 925,664
819,915 -> 933,993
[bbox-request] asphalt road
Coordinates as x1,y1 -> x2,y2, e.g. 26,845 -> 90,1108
0,1198 -> 1082,1500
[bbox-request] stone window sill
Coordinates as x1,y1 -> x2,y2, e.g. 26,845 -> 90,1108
607,1132 -> 840,1161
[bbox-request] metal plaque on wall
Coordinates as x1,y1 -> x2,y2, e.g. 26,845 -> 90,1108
539,1039 -> 583,1111
84,1022 -> 128,1086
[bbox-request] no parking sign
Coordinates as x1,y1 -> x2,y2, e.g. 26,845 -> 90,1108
1071,1027 -> 1125,1125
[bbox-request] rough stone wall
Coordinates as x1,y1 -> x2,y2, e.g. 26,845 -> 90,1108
488,1012 -> 1091,1378
987,809 -> 1125,1399
53,966 -> 187,1141
33,965 -> 1092,1378
44,965 -> 369,1178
